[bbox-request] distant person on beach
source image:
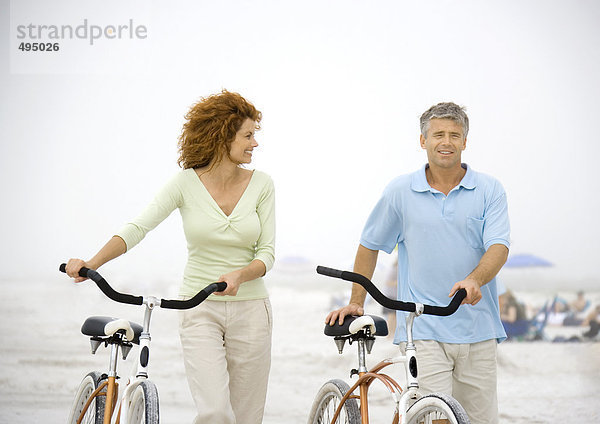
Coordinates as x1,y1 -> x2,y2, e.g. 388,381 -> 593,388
570,291 -> 588,313
582,305 -> 600,339
326,102 -> 510,424
562,291 -> 590,326
500,290 -> 527,323
499,290 -> 530,340
65,90 -> 275,424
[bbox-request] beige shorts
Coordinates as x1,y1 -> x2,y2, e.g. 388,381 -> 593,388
399,339 -> 498,424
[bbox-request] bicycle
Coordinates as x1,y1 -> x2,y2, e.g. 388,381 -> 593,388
308,266 -> 471,424
59,263 -> 226,424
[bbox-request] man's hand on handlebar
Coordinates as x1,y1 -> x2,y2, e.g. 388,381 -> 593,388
449,278 -> 482,305
325,303 -> 364,326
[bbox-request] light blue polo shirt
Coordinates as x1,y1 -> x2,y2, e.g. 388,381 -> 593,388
360,164 -> 510,344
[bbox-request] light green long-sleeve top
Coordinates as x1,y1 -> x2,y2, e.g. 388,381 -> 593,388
116,169 -> 275,300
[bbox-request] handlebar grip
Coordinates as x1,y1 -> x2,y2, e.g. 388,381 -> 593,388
316,266 -> 344,279
213,282 -> 227,292
160,282 -> 228,310
59,263 -> 96,279
59,263 -> 143,306
59,263 -> 94,279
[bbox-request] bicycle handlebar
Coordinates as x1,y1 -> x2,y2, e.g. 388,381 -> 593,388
159,282 -> 227,310
59,263 -> 227,310
316,265 -> 466,317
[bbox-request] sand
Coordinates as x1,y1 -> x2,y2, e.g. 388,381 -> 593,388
1,268 -> 599,423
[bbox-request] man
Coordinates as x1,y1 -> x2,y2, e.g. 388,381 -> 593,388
326,102 -> 510,424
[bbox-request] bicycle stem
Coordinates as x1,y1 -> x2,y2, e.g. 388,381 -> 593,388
405,309 -> 422,391
136,297 -> 158,378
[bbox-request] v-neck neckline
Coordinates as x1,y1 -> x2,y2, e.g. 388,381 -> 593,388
192,169 -> 256,218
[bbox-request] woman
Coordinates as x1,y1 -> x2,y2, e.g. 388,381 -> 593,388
66,90 -> 275,424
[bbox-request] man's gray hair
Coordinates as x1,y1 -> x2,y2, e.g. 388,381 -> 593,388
420,102 -> 469,138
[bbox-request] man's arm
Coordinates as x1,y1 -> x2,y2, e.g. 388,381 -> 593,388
449,243 -> 509,305
325,244 -> 379,325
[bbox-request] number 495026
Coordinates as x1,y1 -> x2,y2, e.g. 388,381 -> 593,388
18,42 -> 60,52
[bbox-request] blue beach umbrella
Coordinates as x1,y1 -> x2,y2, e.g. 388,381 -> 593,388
504,253 -> 553,268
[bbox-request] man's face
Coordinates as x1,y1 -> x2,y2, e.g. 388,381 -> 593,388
420,118 -> 466,169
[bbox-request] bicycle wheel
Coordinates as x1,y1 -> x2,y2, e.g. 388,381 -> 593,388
405,393 -> 470,424
307,378 -> 360,424
127,380 -> 159,424
67,371 -> 106,424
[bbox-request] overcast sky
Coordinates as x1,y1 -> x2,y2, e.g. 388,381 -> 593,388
1,0 -> 599,289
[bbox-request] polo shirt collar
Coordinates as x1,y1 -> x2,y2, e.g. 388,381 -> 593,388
411,163 -> 476,192
459,163 -> 476,189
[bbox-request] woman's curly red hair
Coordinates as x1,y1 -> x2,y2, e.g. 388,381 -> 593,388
177,90 -> 262,169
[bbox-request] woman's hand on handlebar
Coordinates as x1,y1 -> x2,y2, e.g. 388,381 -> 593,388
214,270 -> 242,296
65,258 -> 93,283
449,278 -> 482,305
325,303 -> 364,326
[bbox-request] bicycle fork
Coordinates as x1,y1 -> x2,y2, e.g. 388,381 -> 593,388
135,298 -> 156,378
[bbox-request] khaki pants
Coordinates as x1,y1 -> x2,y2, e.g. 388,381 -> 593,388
400,339 -> 498,424
179,298 -> 272,424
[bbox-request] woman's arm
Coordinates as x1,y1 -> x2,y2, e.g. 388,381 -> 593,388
253,175 -> 276,272
214,259 -> 267,296
66,175 -> 183,282
65,236 -> 127,282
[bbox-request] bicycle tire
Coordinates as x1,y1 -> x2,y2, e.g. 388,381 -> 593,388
67,371 -> 106,424
307,378 -> 360,424
127,380 -> 160,424
405,393 -> 470,424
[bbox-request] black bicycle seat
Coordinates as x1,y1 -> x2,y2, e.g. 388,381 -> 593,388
324,314 -> 388,337
81,316 -> 143,345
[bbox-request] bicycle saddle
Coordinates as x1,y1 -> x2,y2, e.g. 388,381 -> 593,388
81,316 -> 143,344
324,315 -> 388,337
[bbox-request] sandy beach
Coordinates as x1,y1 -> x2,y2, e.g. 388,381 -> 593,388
1,267 -> 599,423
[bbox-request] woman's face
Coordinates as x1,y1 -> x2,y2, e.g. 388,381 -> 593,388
228,118 -> 258,165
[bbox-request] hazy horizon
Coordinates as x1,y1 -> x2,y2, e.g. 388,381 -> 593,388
1,0 -> 599,289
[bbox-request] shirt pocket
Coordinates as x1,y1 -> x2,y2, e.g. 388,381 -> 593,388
466,216 -> 485,249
